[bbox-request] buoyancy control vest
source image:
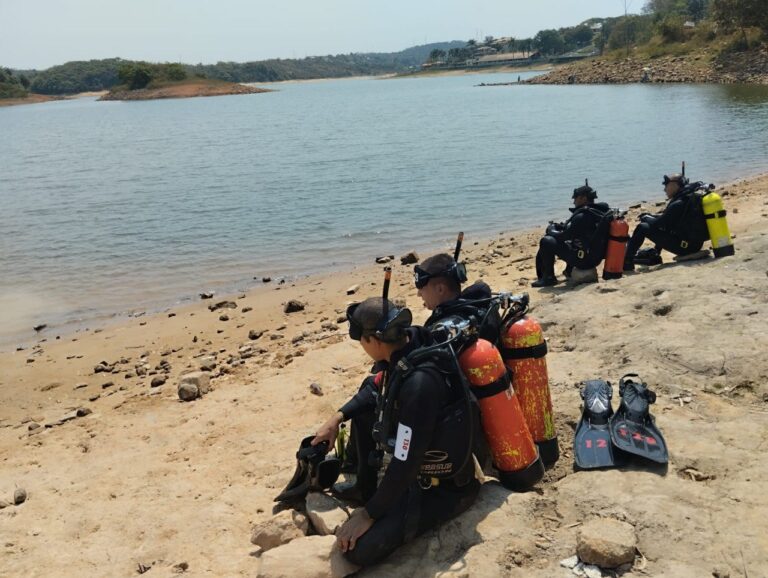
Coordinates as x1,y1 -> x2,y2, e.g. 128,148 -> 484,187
372,339 -> 478,483
670,182 -> 713,244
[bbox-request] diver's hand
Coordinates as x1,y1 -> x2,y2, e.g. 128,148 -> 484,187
312,411 -> 343,447
337,508 -> 374,552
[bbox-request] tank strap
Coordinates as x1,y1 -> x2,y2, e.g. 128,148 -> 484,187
609,235 -> 630,242
705,210 -> 727,219
470,371 -> 511,400
500,341 -> 548,361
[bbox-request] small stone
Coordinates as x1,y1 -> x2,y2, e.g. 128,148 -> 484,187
305,492 -> 349,536
76,407 -> 92,417
200,292 -> 214,299
262,277 -> 272,283
249,329 -> 265,340
257,535 -> 358,578
583,564 -> 604,578
28,422 -> 41,431
33,324 -> 47,332
375,255 -> 393,264
101,381 -> 114,389
14,488 -> 27,505
199,356 -> 217,371
309,382 -> 323,396
346,284 -> 360,296
151,376 -> 166,388
208,300 -> 237,312
168,312 -> 176,318
577,518 -> 636,568
560,555 -> 579,569
172,561 -> 189,573
251,510 -> 309,551
400,251 -> 419,265
219,314 -> 230,322
653,304 -> 673,316
242,307 -> 253,313
284,300 -> 305,314
178,383 -> 199,401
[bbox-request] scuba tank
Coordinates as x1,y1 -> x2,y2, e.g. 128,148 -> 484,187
702,189 -> 734,257
500,306 -> 559,467
457,337 -> 544,490
602,213 -> 629,280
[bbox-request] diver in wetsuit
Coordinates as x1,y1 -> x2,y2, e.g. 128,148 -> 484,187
414,252 -> 501,342
312,297 -> 480,567
623,173 -> 707,270
532,184 -> 611,287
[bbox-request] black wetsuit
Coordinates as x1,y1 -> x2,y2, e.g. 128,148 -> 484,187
625,187 -> 705,263
424,281 -> 501,344
535,202 -> 611,279
337,327 -> 480,567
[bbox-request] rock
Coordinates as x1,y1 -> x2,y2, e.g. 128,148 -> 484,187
309,382 -> 323,396
284,300 -> 305,313
33,324 -> 47,332
567,267 -> 598,287
219,314 -> 230,322
560,555 -> 579,569
208,300 -> 237,312
76,407 -> 92,417
150,376 -> 166,388
257,535 -> 358,578
199,356 -> 217,371
345,284 -> 360,296
178,383 -> 199,401
14,488 -> 27,505
28,422 -> 41,431
249,329 -> 265,340
101,381 -> 114,389
653,304 -> 674,316
179,371 -> 210,395
242,306 -> 253,313
200,292 -> 214,299
262,276 -> 272,283
583,564 -> 604,578
172,561 -> 189,573
577,518 -> 636,568
305,492 -> 349,536
250,510 -> 309,551
400,251 -> 419,265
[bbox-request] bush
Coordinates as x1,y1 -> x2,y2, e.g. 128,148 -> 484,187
659,16 -> 686,42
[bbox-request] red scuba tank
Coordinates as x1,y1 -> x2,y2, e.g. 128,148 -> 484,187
458,338 -> 544,490
603,216 -> 629,280
501,315 -> 559,466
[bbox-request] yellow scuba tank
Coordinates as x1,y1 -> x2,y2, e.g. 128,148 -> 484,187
702,191 -> 734,257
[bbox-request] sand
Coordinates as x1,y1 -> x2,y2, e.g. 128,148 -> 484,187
1,174 -> 767,577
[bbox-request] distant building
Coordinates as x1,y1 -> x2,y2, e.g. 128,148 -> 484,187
684,21 -> 696,28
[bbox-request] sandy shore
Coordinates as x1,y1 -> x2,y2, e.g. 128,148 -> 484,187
1,174 -> 767,576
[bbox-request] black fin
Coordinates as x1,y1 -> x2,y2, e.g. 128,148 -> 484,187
574,380 -> 624,469
609,375 -> 668,464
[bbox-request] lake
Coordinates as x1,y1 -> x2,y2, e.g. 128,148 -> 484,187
2,71 -> 768,347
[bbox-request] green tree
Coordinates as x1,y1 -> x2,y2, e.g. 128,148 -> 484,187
428,49 -> 446,62
711,0 -> 768,44
534,29 -> 565,55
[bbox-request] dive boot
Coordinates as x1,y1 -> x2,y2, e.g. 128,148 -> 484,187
609,374 -> 668,464
532,276 -> 559,288
634,248 -> 663,266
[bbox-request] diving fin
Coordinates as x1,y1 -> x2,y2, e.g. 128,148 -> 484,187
634,247 -> 663,266
574,380 -> 624,469
274,436 -> 342,503
609,374 -> 668,464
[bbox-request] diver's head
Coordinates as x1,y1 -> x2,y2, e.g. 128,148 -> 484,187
346,297 -> 411,361
414,253 -> 466,310
663,173 -> 687,198
572,184 -> 597,207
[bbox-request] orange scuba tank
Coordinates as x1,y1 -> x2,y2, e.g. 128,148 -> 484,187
458,338 -> 544,490
500,315 -> 559,466
603,215 -> 629,280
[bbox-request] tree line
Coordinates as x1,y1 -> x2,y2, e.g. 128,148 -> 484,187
0,67 -> 30,98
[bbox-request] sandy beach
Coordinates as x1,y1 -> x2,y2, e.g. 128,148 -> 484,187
1,174 -> 767,576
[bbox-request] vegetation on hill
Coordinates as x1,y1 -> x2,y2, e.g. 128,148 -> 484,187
10,42 -> 466,96
0,68 -> 29,99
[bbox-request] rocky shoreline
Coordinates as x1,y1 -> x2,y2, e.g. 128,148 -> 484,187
521,46 -> 768,85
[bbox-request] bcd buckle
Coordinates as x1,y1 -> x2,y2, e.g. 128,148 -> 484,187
577,249 -> 585,259
680,240 -> 689,249
418,476 -> 440,490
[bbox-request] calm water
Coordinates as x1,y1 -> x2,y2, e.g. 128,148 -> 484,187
2,72 -> 768,347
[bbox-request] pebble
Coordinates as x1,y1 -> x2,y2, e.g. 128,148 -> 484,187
400,251 -> 419,265
284,300 -> 305,313
76,407 -> 92,417
150,376 -> 166,388
14,488 -> 27,505
200,292 -> 214,299
375,255 -> 394,264
309,382 -> 323,396
242,306 -> 252,313
219,314 -> 230,322
248,329 -> 265,340
346,284 -> 360,295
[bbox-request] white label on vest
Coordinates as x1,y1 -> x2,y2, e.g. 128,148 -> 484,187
394,423 -> 412,461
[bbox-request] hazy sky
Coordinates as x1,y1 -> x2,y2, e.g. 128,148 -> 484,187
1,1 -> 634,70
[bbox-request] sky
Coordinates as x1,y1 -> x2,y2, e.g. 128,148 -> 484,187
1,0 -> 635,70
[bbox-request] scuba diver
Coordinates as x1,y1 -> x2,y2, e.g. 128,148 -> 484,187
311,293 -> 480,567
414,234 -> 501,343
532,182 -> 611,288
623,173 -> 709,271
